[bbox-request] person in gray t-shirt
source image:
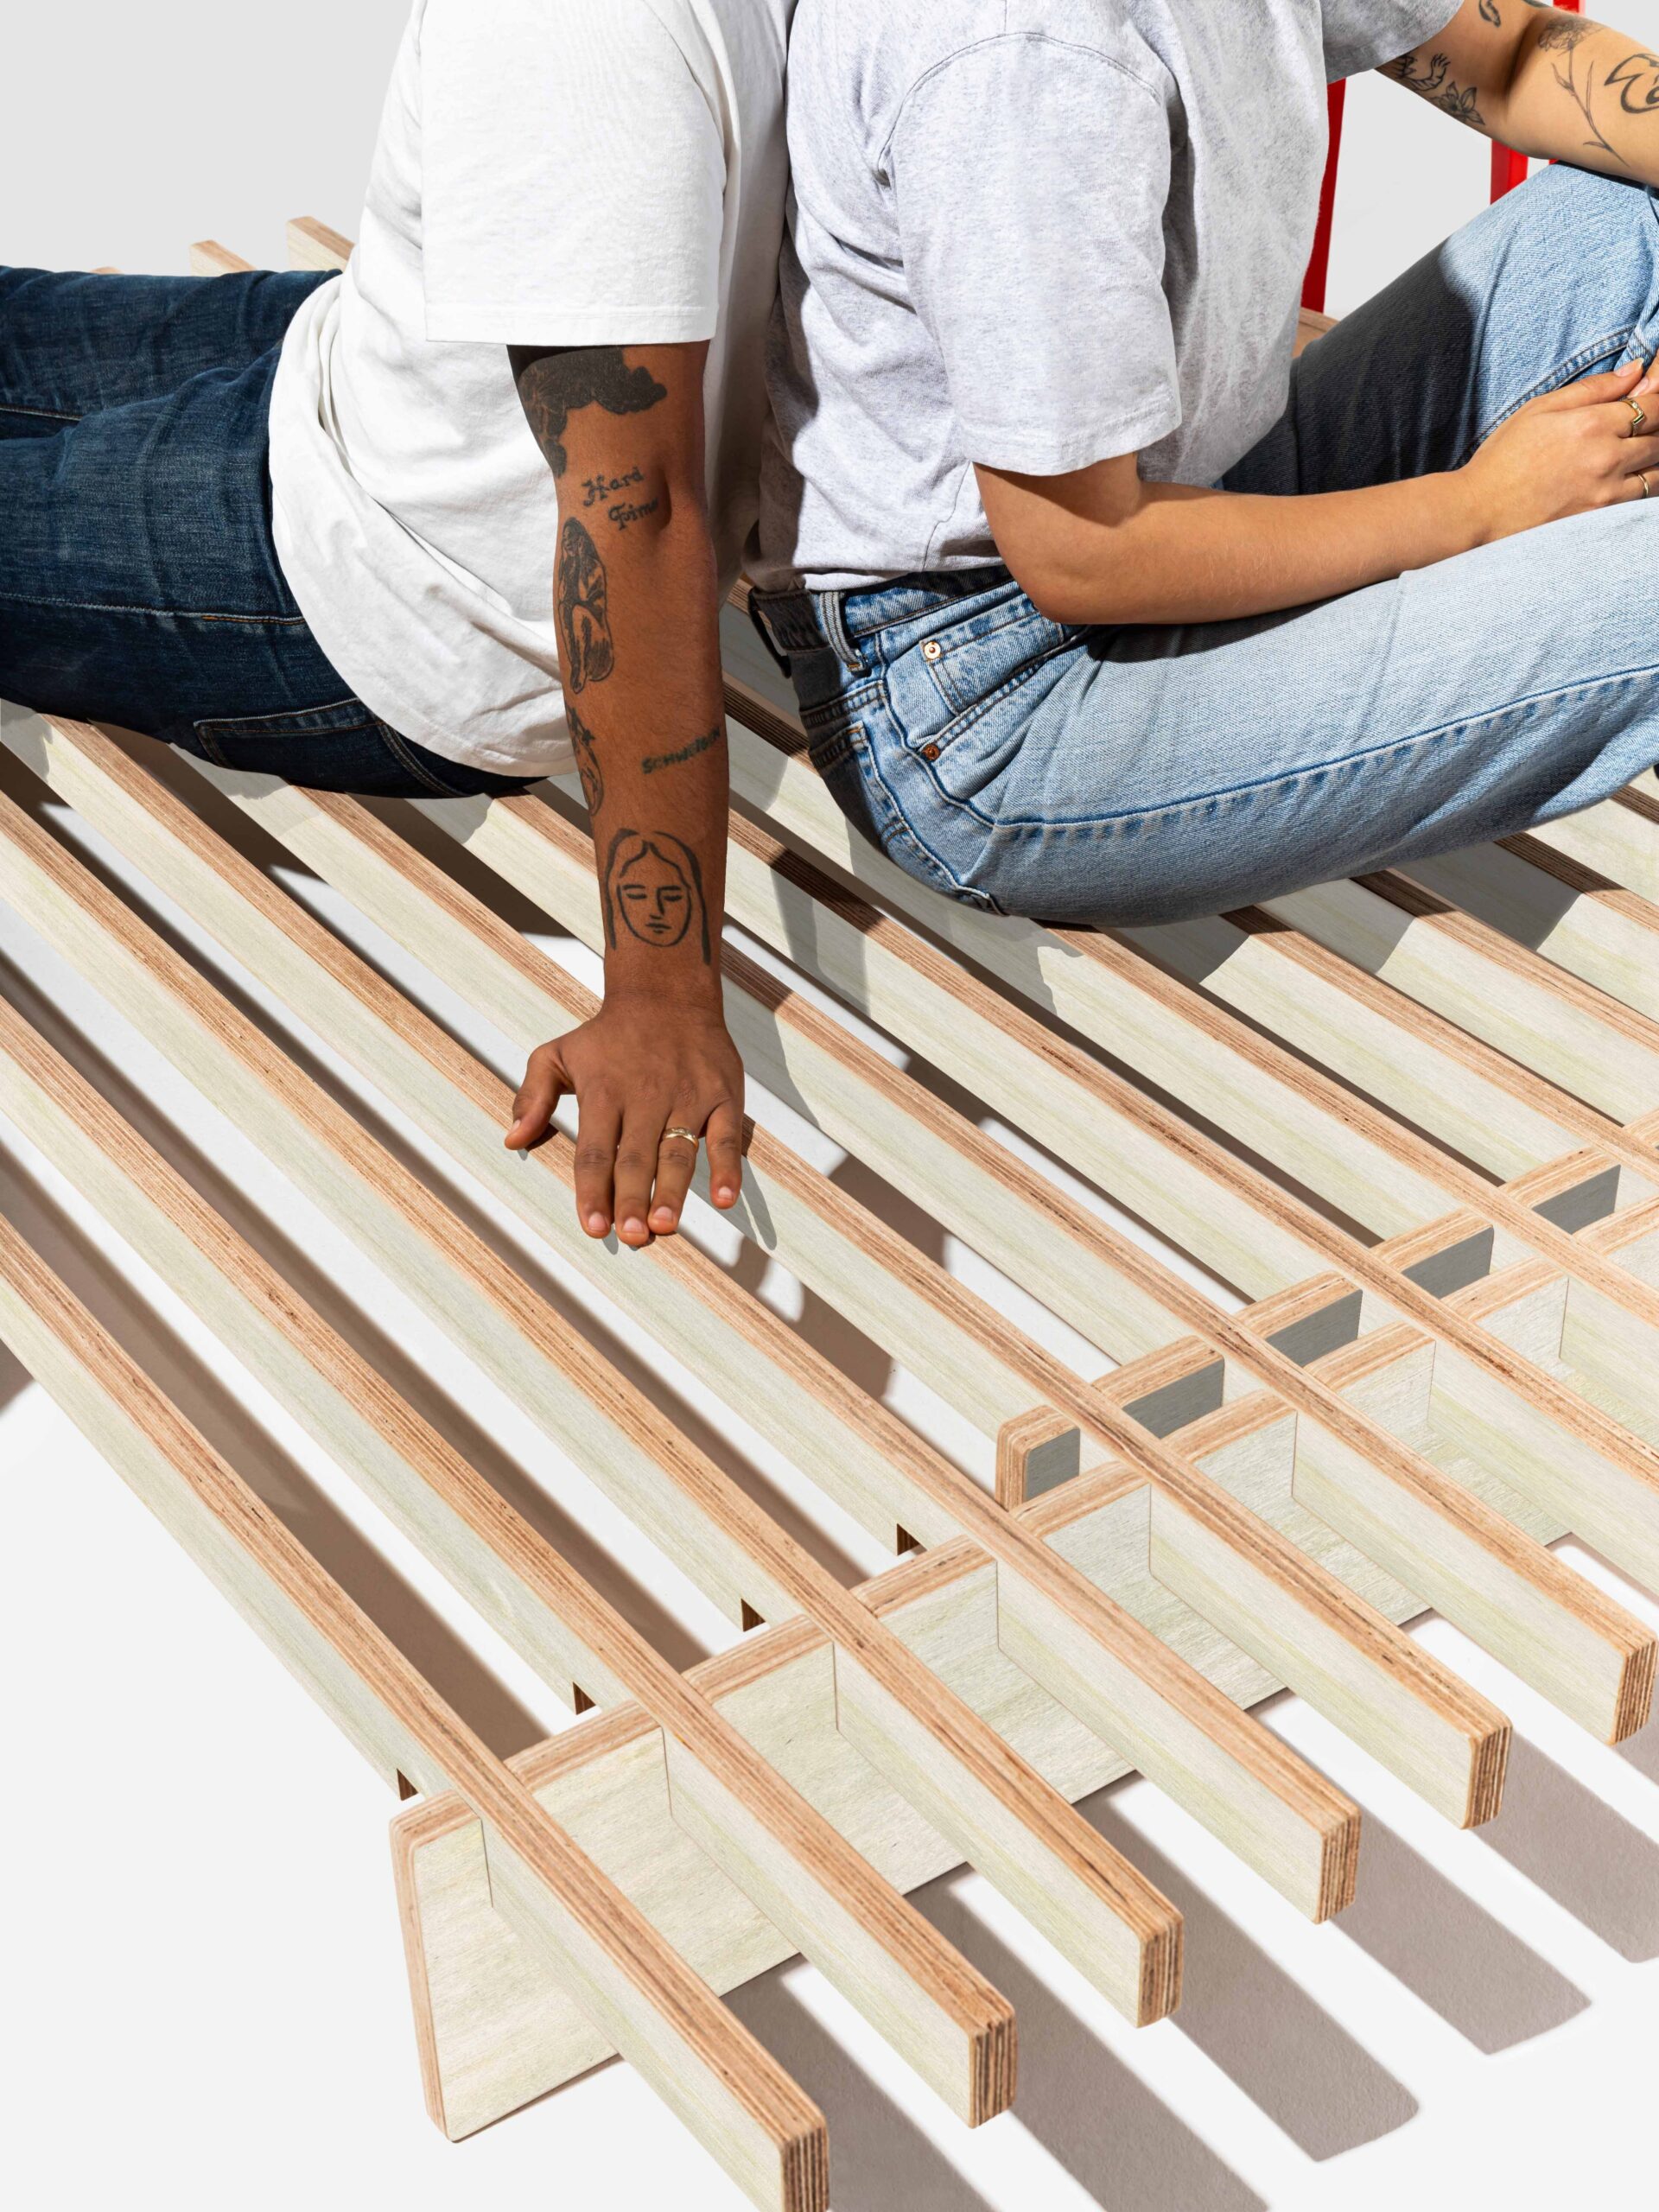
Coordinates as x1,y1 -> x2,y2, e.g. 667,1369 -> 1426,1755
753,2 -> 1659,931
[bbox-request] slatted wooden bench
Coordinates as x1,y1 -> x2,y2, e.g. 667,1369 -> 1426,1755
3,179 -> 1656,2206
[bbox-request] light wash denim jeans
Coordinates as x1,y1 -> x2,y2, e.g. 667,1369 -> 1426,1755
754,162 -> 1659,926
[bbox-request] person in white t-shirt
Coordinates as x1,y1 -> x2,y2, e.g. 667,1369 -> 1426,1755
0,0 -> 791,1248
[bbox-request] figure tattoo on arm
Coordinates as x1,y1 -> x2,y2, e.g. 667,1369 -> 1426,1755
556,518 -> 614,693
601,830 -> 713,965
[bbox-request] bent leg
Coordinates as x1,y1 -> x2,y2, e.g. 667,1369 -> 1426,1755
1229,162 -> 1659,497
803,167 -> 1659,925
0,267 -> 329,437
863,491 -> 1659,926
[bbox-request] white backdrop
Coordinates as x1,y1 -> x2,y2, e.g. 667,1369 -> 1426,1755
7,0 -> 1659,308
6,9 -> 1659,2212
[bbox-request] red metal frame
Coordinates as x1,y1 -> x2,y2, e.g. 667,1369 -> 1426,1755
1301,79 -> 1347,313
1303,0 -> 1584,312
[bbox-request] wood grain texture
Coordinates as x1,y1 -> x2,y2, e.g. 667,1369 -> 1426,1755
0,742 -> 1182,2018
286,214 -> 352,270
715,701 -> 1659,1662
183,761 -> 1513,1820
0,994 -> 1014,2126
188,238 -> 252,276
0,1217 -> 828,2212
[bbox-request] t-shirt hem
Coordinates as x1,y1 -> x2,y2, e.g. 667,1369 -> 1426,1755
269,490 -> 575,781
959,396 -> 1181,478
1325,0 -> 1463,78
423,302 -> 716,346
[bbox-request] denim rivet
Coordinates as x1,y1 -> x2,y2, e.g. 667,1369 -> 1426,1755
922,741 -> 941,760
922,639 -> 943,661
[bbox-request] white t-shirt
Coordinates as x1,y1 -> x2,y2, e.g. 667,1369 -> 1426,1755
267,0 -> 791,779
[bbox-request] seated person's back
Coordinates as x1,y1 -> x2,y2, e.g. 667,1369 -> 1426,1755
756,0 -> 1346,594
273,0 -> 790,779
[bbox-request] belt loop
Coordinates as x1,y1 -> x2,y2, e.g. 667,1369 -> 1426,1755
746,592 -> 795,678
814,588 -> 866,675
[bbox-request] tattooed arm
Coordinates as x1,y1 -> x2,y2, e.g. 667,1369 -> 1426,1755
502,340 -> 742,1248
1383,3 -> 1659,185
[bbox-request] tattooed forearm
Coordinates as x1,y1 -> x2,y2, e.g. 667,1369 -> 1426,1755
641,727 -> 720,776
1389,49 -> 1486,128
601,829 -> 712,963
556,518 -> 614,693
567,703 -> 605,815
509,345 -> 668,478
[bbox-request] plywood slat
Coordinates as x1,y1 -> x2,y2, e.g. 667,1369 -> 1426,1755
0,757 -> 1185,2011
0,995 -> 1015,2126
190,760 -> 1523,1815
0,1217 -> 828,2212
712,699 -> 1659,1615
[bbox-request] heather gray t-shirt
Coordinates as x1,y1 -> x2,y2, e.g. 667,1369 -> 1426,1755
756,0 -> 1460,590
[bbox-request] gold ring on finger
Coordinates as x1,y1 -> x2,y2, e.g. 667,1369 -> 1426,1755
661,1125 -> 701,1148
1628,397 -> 1649,437
1640,471 -> 1654,499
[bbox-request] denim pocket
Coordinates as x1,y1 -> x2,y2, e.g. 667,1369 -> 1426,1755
912,601 -> 1074,723
184,696 -> 527,798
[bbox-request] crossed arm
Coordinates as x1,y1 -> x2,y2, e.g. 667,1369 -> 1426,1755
501,340 -> 743,1246
980,3 -> 1659,631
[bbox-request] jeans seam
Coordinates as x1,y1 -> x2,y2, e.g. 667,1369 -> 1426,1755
972,659 -> 1659,837
0,588 -> 311,625
185,727 -> 232,768
0,400 -> 80,423
854,711 -> 1005,911
378,722 -> 470,798
1459,322 -> 1643,465
919,629 -> 1080,763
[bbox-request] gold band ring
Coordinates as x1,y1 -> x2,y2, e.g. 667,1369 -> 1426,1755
1628,397 -> 1649,437
1640,471 -> 1654,499
660,1125 -> 701,1147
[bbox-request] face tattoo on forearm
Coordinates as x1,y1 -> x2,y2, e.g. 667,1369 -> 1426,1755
601,829 -> 713,965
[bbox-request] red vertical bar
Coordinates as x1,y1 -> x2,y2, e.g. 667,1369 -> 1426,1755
1491,142 -> 1530,198
1491,0 -> 1580,199
1301,77 -> 1347,313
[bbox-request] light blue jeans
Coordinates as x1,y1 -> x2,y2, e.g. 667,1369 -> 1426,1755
754,162 -> 1659,925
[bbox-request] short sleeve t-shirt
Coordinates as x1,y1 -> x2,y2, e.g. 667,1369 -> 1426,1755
267,0 -> 791,779
756,0 -> 1460,592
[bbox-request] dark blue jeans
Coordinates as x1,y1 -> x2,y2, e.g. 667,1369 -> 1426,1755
0,267 -> 537,798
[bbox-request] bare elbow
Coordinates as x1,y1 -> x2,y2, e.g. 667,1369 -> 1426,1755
1004,546 -> 1115,627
